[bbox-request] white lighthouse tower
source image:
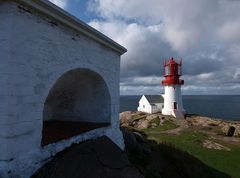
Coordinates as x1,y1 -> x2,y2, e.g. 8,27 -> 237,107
162,57 -> 185,118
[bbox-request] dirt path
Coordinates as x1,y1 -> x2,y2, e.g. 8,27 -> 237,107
161,119 -> 189,135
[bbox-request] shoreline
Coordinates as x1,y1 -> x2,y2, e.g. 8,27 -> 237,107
185,113 -> 240,122
120,95 -> 240,121
120,111 -> 240,137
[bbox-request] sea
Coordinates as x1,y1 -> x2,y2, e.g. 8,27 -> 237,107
120,95 -> 240,121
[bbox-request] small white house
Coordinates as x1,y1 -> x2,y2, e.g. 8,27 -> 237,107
137,95 -> 164,114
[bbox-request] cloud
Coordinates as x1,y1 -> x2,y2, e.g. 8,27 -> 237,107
87,0 -> 240,95
49,0 -> 69,9
89,0 -> 220,52
218,20 -> 240,43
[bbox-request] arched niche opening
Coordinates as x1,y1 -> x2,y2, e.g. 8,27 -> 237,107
41,68 -> 111,146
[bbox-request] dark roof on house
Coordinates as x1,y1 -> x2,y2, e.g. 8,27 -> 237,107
144,95 -> 164,104
11,0 -> 127,55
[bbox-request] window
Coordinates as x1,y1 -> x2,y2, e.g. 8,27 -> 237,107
165,66 -> 170,75
143,105 -> 145,108
178,66 -> 182,75
174,102 -> 177,109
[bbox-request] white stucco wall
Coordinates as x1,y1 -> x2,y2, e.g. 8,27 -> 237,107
0,2 -> 124,177
138,95 -> 162,114
138,96 -> 151,113
162,85 -> 185,115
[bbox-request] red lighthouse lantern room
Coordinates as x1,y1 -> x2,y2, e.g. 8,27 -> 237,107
162,57 -> 184,86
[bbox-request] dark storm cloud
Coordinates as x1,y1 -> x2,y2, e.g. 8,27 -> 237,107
183,57 -> 224,76
87,0 -> 240,94
120,37 -> 177,78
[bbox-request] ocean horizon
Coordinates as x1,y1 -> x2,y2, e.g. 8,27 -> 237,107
120,95 -> 240,121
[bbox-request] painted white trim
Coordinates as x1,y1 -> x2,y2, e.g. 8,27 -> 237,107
10,0 -> 127,55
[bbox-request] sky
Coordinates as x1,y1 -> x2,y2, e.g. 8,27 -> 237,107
49,0 -> 240,95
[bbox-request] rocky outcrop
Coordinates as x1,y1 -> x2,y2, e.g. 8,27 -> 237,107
120,111 -> 173,130
186,115 -> 240,137
120,111 -> 240,138
222,124 -> 240,137
202,140 -> 231,151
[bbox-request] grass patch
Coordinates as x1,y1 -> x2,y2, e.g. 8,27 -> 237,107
144,120 -> 178,132
144,128 -> 240,178
149,117 -> 160,126
123,128 -> 231,178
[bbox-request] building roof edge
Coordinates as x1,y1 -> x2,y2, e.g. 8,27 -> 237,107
12,0 -> 127,55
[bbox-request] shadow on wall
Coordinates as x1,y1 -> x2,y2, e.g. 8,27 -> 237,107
42,68 -> 111,146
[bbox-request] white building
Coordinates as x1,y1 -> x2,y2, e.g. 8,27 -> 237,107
161,58 -> 185,119
137,95 -> 164,114
0,1 -> 126,177
137,58 -> 186,119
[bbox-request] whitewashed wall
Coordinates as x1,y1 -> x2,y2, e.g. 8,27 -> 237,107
138,96 -> 163,114
0,2 -> 124,177
138,96 -> 151,113
162,85 -> 185,115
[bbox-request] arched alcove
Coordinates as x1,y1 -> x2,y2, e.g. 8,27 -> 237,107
42,68 -> 111,146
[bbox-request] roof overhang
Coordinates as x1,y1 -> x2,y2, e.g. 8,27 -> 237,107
10,0 -> 127,55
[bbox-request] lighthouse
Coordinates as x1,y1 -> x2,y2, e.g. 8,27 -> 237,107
161,57 -> 185,118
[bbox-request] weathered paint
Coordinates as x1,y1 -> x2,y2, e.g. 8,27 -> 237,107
0,1 -> 125,177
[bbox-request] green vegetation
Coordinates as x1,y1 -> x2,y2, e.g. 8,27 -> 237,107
123,128 -> 231,178
121,112 -> 240,177
144,120 -> 178,132
149,117 -> 160,126
142,128 -> 240,178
